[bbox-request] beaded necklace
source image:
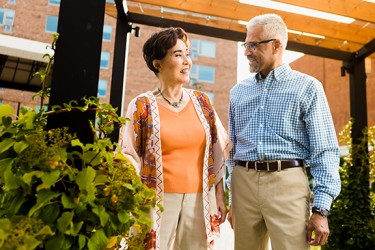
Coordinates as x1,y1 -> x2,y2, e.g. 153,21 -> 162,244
157,88 -> 183,108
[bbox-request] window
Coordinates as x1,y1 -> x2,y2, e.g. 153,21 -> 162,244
7,0 -> 16,4
205,92 -> 215,104
100,52 -> 110,69
191,39 -> 216,59
48,0 -> 60,5
103,24 -> 112,41
3,25 -> 12,32
0,9 -> 4,25
0,8 -> 15,32
0,87 -> 4,92
0,99 -> 2,105
106,0 -> 115,3
98,79 -> 108,97
46,15 -> 58,33
190,65 -> 215,83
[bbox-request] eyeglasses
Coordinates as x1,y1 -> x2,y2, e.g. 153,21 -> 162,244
241,39 -> 276,51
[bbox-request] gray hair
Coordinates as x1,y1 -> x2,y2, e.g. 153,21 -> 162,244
247,14 -> 288,51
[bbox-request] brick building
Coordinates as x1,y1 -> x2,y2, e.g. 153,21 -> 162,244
0,0 -> 374,141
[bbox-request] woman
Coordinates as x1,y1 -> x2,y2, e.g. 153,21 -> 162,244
119,27 -> 229,250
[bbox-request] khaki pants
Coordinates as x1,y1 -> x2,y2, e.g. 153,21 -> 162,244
231,165 -> 311,250
160,193 -> 207,250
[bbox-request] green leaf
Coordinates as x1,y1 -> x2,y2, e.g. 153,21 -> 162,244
39,204 -> 60,224
1,116 -> 12,127
7,193 -> 27,216
41,170 -> 60,185
18,109 -> 37,129
0,138 -> 15,155
28,189 -> 61,217
114,152 -> 128,161
36,225 -> 54,237
71,139 -> 83,149
87,229 -> 108,250
78,234 -> 87,250
68,221 -> 83,236
76,167 -> 96,202
0,229 -> 10,248
92,205 -> 109,226
136,213 -> 153,227
94,174 -> 108,185
24,234 -> 42,250
143,188 -> 155,199
13,141 -> 29,154
0,158 -> 13,176
0,104 -> 14,119
57,147 -> 68,162
101,151 -> 113,164
0,218 -> 12,230
45,232 -> 72,250
118,210 -> 130,224
22,171 -> 44,186
36,183 -> 51,192
82,151 -> 101,166
61,193 -> 77,209
122,183 -> 135,191
57,211 -> 74,234
4,167 -> 20,190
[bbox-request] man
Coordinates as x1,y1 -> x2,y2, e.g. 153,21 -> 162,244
226,13 -> 341,250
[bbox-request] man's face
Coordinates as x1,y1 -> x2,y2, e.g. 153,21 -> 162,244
244,25 -> 278,77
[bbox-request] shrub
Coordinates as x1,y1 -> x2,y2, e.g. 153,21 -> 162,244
323,120 -> 375,250
0,34 -> 159,250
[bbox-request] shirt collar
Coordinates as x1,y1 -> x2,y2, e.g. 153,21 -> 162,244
255,64 -> 291,83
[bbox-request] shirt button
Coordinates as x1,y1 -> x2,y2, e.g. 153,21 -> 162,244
264,88 -> 268,92
259,123 -> 263,127
258,141 -> 262,145
260,105 -> 264,109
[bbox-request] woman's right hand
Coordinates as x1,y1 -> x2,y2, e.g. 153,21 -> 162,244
227,207 -> 233,229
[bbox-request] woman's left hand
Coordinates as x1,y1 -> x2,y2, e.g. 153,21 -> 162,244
215,179 -> 227,224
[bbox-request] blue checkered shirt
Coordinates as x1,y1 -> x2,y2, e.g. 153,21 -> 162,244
226,64 -> 341,210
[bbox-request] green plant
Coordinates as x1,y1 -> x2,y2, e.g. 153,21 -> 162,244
0,35 -> 159,250
323,120 -> 375,250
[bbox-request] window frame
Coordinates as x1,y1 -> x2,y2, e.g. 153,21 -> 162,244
48,0 -> 60,6
103,24 -> 112,41
190,64 -> 215,84
45,15 -> 58,33
191,39 -> 216,59
98,79 -> 108,97
100,52 -> 110,69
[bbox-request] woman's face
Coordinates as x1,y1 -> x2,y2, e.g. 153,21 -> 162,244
156,39 -> 192,85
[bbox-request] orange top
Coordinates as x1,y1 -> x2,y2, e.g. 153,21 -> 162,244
159,100 -> 206,193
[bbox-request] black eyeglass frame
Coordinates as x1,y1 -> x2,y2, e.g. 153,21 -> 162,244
241,39 -> 276,51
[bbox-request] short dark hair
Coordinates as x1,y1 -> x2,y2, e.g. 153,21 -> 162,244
143,27 -> 189,74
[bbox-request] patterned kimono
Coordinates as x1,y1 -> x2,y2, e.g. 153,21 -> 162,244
119,88 -> 229,249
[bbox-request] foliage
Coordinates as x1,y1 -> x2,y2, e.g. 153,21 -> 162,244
0,34 -> 159,250
323,120 -> 375,250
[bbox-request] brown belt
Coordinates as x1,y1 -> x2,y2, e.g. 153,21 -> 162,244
237,159 -> 304,172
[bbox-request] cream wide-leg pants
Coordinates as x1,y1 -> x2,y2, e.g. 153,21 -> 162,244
160,193 -> 208,250
231,165 -> 311,250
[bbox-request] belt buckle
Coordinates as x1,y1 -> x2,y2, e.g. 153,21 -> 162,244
255,161 -> 268,171
255,160 -> 281,171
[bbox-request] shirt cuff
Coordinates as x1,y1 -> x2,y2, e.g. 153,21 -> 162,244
313,192 -> 333,210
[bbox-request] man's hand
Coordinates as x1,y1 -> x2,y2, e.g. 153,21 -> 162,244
215,179 -> 227,224
307,213 -> 330,246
